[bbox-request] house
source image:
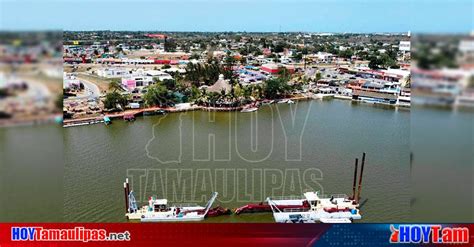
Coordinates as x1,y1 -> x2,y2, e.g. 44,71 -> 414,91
121,76 -> 153,90
261,63 -> 295,74
206,74 -> 232,94
144,70 -> 173,81
261,63 -> 279,74
97,68 -> 129,78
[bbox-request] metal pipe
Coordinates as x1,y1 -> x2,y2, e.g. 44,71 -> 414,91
357,152 -> 366,202
126,178 -> 130,197
352,158 -> 358,200
124,182 -> 129,213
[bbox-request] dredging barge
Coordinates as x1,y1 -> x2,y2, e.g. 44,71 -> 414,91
235,153 -> 367,223
122,153 -> 367,223
123,179 -> 230,222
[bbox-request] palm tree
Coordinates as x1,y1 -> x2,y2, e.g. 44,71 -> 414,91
109,79 -> 123,92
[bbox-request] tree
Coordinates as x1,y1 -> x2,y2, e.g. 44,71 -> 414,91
240,56 -> 247,65
274,42 -> 287,53
338,49 -> 354,59
190,53 -> 200,60
369,54 -> 397,69
223,54 -> 236,80
164,38 -> 177,52
368,58 -> 380,69
103,92 -> 128,110
186,61 -> 222,85
263,78 -> 290,99
187,85 -> 202,102
315,72 -> 322,81
293,53 -> 303,61
109,79 -> 123,92
161,79 -> 176,90
55,93 -> 63,111
144,84 -> 175,107
278,67 -> 291,81
233,84 -> 243,99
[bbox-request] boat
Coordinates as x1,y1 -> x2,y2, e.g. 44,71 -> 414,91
278,99 -> 295,104
123,114 -> 136,121
265,153 -> 366,223
334,94 -> 352,100
241,107 -> 258,113
397,95 -> 411,107
261,100 -> 275,105
103,116 -> 111,125
267,191 -> 361,223
143,109 -> 168,116
123,179 -> 221,222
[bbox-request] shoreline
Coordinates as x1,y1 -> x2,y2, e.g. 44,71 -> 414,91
62,95 -> 407,128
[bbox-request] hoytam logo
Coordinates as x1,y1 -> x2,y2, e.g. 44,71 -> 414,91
390,225 -> 469,244
11,227 -> 131,242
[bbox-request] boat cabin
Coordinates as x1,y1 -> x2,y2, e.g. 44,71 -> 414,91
148,198 -> 169,212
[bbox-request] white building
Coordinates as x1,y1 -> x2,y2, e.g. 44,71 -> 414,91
399,41 -> 411,52
97,68 -> 130,78
144,70 -> 173,81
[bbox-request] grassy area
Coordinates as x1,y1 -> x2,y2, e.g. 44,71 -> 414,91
77,73 -> 114,93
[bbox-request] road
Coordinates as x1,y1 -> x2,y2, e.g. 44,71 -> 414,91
65,76 -> 101,102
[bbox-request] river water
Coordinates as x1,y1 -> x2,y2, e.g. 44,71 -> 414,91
63,99 -> 411,222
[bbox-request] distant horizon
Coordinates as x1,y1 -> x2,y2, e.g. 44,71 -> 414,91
1,0 -> 472,33
62,30 -> 410,34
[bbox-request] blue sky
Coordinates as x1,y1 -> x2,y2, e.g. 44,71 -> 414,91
0,0 -> 472,33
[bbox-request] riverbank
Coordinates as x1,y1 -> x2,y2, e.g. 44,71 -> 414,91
62,95 -> 313,128
0,114 -> 62,128
62,94 -> 407,128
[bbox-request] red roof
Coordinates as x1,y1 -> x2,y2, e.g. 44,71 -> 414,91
146,34 -> 167,39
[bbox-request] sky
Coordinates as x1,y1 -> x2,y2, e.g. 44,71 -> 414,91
0,0 -> 472,33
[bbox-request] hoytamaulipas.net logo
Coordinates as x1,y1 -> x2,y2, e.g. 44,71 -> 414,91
390,224 -> 469,244
11,226 -> 131,242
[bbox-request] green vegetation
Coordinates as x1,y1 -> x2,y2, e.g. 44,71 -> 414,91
164,38 -> 177,52
413,44 -> 458,70
263,77 -> 291,99
185,62 -> 222,85
55,93 -> 63,111
108,79 -> 123,92
103,92 -> 129,110
369,53 -> 397,69
143,82 -> 179,107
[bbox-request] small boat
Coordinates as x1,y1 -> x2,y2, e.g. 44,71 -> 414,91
103,116 -> 111,125
143,109 -> 168,116
261,100 -> 275,105
123,114 -> 135,121
241,107 -> 258,113
277,99 -> 289,104
287,100 -> 295,104
123,179 -> 220,222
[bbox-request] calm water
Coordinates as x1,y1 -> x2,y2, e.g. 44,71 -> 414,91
63,100 -> 411,222
410,106 -> 473,222
0,124 -> 64,222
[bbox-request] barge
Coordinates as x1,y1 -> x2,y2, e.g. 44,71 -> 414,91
123,179 -> 227,222
236,153 -> 368,223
